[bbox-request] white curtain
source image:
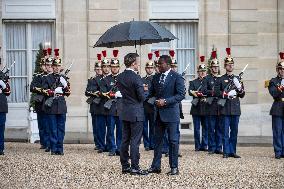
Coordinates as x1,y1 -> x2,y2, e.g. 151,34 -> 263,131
5,22 -> 53,103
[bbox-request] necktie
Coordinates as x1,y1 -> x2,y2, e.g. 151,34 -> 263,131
160,73 -> 166,85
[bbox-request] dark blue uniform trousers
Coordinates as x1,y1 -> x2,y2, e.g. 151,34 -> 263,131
143,112 -> 155,149
96,115 -> 107,151
0,113 -> 6,152
192,115 -> 208,150
120,121 -> 143,170
208,115 -> 222,152
91,113 -> 99,148
107,115 -> 122,153
272,116 -> 284,157
42,113 -> 50,149
222,115 -> 240,155
151,115 -> 180,169
37,113 -> 45,147
48,114 -> 66,153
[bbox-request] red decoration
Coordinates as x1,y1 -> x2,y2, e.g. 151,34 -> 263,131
226,48 -> 231,56
212,51 -> 217,59
47,48 -> 52,55
154,50 -> 160,58
43,49 -> 48,56
102,50 -> 107,58
148,53 -> 153,60
169,50 -> 175,57
97,54 -> 102,61
200,56 -> 205,62
280,52 -> 284,59
54,49 -> 59,57
113,50 -> 118,58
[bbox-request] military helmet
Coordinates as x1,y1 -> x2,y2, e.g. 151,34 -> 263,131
110,50 -> 120,67
101,50 -> 110,66
146,53 -> 154,68
169,50 -> 177,67
277,52 -> 284,69
45,48 -> 53,65
95,54 -> 102,68
40,49 -> 48,65
52,49 -> 62,66
224,48 -> 234,65
210,50 -> 219,67
197,56 -> 207,72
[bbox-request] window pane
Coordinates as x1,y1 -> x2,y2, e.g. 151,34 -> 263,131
5,23 -> 28,103
31,23 -> 53,71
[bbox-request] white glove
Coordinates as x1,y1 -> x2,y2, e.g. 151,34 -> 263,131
115,91 -> 122,98
55,87 -> 63,94
0,89 -> 2,93
0,80 -> 6,89
228,89 -> 237,98
60,76 -> 68,88
233,77 -> 242,90
281,79 -> 284,86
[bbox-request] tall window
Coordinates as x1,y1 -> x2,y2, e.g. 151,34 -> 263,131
151,22 -> 198,99
4,22 -> 54,103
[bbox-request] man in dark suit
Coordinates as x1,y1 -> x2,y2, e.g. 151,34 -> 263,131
147,55 -> 185,176
117,53 -> 147,175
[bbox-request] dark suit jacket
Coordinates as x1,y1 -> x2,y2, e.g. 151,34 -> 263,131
117,69 -> 145,122
149,70 -> 185,122
268,76 -> 284,117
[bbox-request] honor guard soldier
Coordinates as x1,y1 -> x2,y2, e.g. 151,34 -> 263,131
215,48 -> 245,158
103,50 -> 123,156
189,56 -> 209,151
142,52 -> 155,151
30,48 -> 50,150
85,53 -> 103,151
267,52 -> 284,159
205,50 -> 223,155
94,50 -> 110,153
154,50 -> 160,74
0,63 -> 11,155
43,49 -> 71,155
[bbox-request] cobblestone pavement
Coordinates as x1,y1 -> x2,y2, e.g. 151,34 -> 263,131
0,143 -> 283,189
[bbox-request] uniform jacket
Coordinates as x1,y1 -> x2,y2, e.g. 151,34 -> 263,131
142,75 -> 154,114
205,74 -> 220,116
268,76 -> 284,117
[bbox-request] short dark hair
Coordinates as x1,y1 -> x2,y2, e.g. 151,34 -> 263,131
124,53 -> 139,67
159,55 -> 172,65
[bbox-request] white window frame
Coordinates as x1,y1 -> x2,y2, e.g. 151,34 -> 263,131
2,20 -> 55,105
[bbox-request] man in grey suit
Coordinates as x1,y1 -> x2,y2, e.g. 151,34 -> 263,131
117,53 -> 148,175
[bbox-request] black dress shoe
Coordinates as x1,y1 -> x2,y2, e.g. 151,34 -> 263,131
130,168 -> 148,175
40,145 -> 46,149
45,148 -> 50,152
208,151 -> 215,155
94,146 -> 99,150
167,168 -> 179,175
116,151 -> 120,156
275,155 -> 281,159
281,155 -> 284,158
223,154 -> 229,158
51,152 -> 57,155
122,167 -> 131,174
145,147 -> 150,151
147,167 -> 161,174
195,149 -> 200,152
229,154 -> 241,158
0,151 -> 4,155
108,152 -> 116,156
178,153 -> 182,157
97,149 -> 104,153
199,148 -> 208,152
165,153 -> 169,157
215,150 -> 223,154
57,152 -> 64,156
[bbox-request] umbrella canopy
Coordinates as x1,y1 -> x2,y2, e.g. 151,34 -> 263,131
94,21 -> 177,48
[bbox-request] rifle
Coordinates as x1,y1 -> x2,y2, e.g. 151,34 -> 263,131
103,80 -> 119,110
217,64 -> 248,107
181,63 -> 190,77
44,62 -> 74,108
190,84 -> 203,106
0,61 -> 15,81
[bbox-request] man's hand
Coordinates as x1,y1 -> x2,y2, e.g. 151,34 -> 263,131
143,84 -> 148,91
0,80 -> 6,89
233,77 -> 242,90
227,89 -> 237,98
55,87 -> 63,94
156,99 -> 166,107
60,76 -> 68,88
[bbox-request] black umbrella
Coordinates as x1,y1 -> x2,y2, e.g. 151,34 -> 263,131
94,21 -> 177,48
